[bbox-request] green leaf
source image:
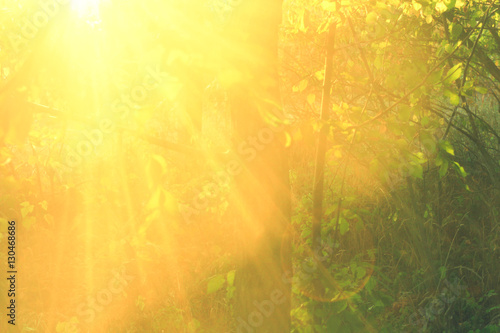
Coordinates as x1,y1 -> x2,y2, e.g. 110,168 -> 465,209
428,68 -> 444,85
339,217 -> 349,235
453,161 -> 467,177
444,89 -> 460,105
334,300 -> 348,313
444,63 -> 462,84
435,154 -> 443,166
435,1 -> 448,13
444,0 -> 457,10
398,105 -> 411,122
365,277 -> 376,294
449,93 -> 460,106
420,131 -> 437,153
486,305 -> 500,314
439,159 -> 449,178
449,23 -> 463,40
421,116 -> 430,126
439,140 -> 455,156
355,266 -> 367,279
439,266 -> 447,280
326,206 -> 336,216
226,270 -> 236,286
410,163 -> 423,179
474,86 -> 488,94
207,275 -> 225,294
20,201 -> 34,218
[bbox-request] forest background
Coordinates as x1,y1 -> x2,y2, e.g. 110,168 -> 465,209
0,0 -> 499,332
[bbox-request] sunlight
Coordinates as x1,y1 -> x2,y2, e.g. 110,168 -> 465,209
3,0 -> 498,331
70,0 -> 101,18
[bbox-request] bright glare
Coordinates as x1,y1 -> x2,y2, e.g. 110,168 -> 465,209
71,0 -> 101,18
0,0 -> 383,331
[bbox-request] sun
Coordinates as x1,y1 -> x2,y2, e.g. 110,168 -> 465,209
70,0 -> 101,18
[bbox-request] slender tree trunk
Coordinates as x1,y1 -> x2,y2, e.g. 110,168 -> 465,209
228,1 -> 292,332
312,23 -> 336,253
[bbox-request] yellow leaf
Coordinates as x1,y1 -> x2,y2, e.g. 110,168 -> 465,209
435,1 -> 447,13
146,188 -> 162,211
285,131 -> 292,147
321,1 -> 337,12
146,155 -> 167,188
162,189 -> 178,214
315,70 -> 325,81
298,79 -> 308,92
299,9 -> 308,32
307,94 -> 316,105
20,201 -> 34,218
39,200 -> 48,211
366,12 -> 378,24
44,214 -> 54,226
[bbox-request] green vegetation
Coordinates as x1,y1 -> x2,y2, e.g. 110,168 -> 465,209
0,0 -> 499,332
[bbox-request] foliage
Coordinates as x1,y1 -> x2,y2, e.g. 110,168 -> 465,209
0,0 -> 499,332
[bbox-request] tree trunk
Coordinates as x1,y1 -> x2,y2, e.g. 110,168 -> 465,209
312,23 -> 336,253
228,1 -> 292,332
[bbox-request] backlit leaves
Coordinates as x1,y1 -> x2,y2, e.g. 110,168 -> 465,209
146,154 -> 167,189
444,63 -> 462,85
207,274 -> 225,294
